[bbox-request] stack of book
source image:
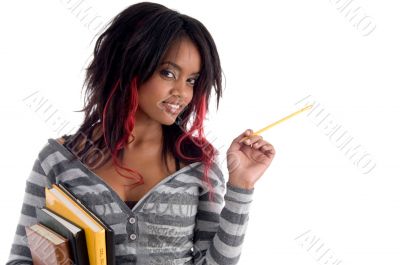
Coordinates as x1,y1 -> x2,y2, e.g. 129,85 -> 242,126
25,183 -> 115,265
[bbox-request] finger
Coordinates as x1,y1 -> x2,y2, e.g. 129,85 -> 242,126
261,145 -> 276,156
235,129 -> 253,144
253,142 -> 270,154
252,141 -> 268,149
229,129 -> 254,152
242,135 -> 263,146
238,129 -> 256,143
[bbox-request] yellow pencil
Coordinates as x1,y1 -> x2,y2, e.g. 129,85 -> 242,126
239,104 -> 314,143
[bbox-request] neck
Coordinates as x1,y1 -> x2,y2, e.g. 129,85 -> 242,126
125,109 -> 163,150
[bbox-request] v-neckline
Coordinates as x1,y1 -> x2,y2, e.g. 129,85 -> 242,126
48,138 -> 202,213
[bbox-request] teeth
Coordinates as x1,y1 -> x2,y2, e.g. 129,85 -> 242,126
165,103 -> 180,109
162,102 -> 181,114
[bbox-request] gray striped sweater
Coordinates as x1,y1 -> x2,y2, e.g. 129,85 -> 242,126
6,138 -> 254,265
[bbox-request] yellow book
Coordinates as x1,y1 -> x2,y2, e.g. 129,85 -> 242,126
45,184 -> 107,265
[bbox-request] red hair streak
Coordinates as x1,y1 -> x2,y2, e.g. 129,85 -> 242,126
102,77 -> 144,189
175,96 -> 217,202
102,77 -> 218,202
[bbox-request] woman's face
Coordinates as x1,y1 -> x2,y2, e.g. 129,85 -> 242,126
137,37 -> 201,125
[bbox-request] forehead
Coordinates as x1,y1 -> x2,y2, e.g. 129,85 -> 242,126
162,38 -> 201,72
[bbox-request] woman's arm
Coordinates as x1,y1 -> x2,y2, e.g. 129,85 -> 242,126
191,128 -> 275,264
6,157 -> 51,265
192,164 -> 254,265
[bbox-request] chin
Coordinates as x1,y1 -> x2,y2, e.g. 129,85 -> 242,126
159,110 -> 181,125
162,117 -> 178,126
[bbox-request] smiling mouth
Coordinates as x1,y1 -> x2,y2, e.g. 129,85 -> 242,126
161,102 -> 182,115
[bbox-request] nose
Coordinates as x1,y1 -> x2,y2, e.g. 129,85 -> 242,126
171,79 -> 191,101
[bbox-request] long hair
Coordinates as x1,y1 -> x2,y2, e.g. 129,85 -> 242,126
63,2 -> 223,201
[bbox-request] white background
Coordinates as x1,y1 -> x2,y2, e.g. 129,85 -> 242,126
1,0 -> 399,264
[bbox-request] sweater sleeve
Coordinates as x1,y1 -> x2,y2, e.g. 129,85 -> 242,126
6,157 -> 51,265
192,163 -> 254,265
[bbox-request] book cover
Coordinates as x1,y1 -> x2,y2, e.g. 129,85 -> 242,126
36,206 -> 90,265
25,223 -> 71,265
45,184 -> 107,265
58,183 -> 116,265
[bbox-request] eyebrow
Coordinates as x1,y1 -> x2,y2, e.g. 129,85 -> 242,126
161,61 -> 200,75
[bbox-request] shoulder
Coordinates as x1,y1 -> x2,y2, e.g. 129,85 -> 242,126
56,137 -> 65,145
36,136 -> 71,177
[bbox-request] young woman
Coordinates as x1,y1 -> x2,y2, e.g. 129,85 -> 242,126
6,2 -> 275,264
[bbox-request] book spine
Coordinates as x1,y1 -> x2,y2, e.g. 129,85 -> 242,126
75,231 -> 90,265
95,230 -> 106,265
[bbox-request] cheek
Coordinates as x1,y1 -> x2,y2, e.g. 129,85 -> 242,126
137,88 -> 167,114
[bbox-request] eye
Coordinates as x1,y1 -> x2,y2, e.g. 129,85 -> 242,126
187,77 -> 198,86
160,69 -> 175,79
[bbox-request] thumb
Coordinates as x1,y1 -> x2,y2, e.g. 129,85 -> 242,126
228,129 -> 253,151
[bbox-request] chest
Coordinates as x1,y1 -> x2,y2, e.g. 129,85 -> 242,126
92,154 -> 185,202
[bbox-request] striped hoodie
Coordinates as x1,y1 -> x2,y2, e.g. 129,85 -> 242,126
6,138 -> 254,265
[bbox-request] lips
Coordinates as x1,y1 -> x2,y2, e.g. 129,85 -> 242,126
162,99 -> 183,105
162,102 -> 182,115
